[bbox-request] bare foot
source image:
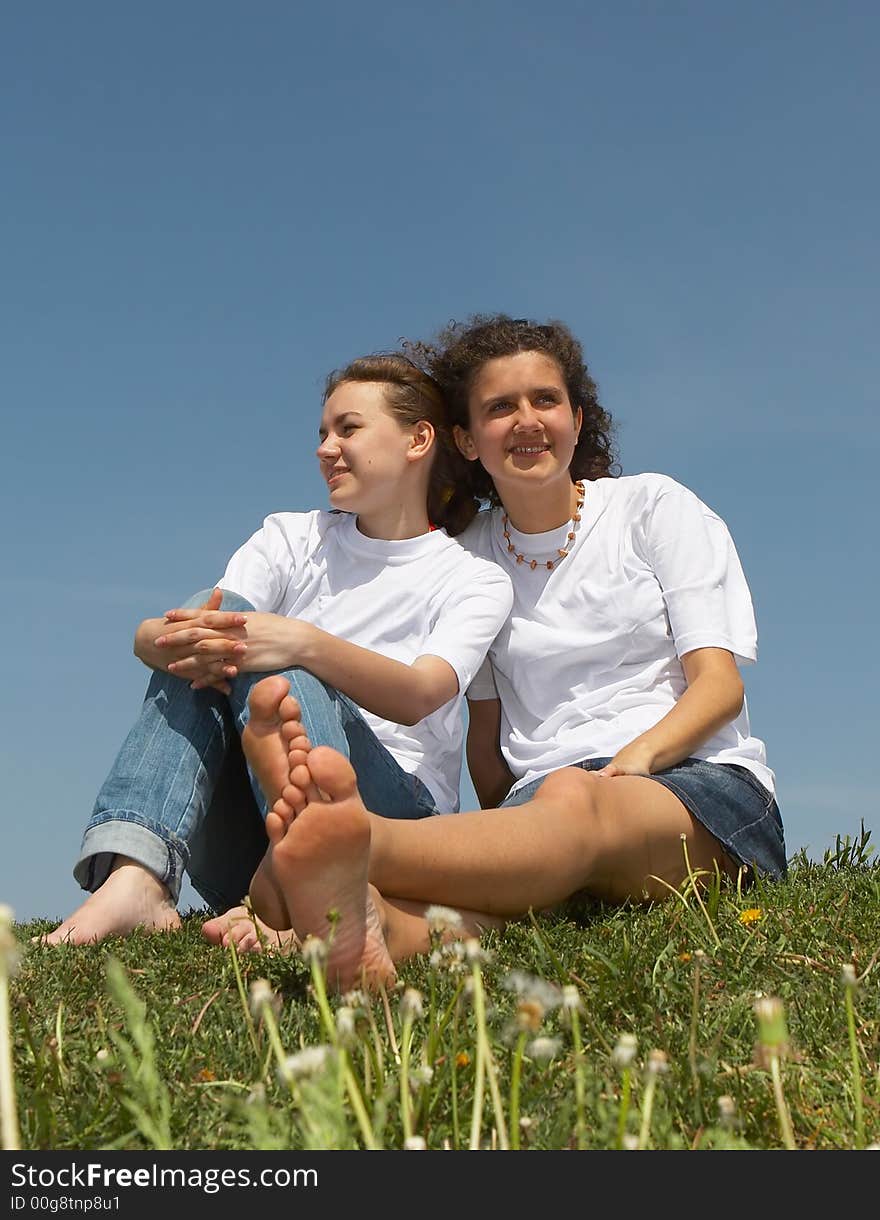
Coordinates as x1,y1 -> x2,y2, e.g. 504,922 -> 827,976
242,676 -> 310,811
241,679 -> 314,930
40,858 -> 181,945
201,903 -> 299,953
261,745 -> 396,992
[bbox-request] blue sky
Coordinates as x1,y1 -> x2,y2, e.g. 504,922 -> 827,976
3,2 -> 877,922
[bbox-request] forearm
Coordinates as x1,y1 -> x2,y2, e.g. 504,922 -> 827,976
619,669 -> 744,774
466,698 -> 514,807
241,617 -> 457,725
468,751 -> 514,809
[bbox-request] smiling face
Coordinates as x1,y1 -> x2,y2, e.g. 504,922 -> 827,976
317,380 -> 426,519
454,351 -> 582,505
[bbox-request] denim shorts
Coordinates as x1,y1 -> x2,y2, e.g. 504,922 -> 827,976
501,757 -> 787,882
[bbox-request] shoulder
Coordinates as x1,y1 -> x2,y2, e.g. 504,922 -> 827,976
594,473 -> 715,524
258,509 -> 342,541
238,510 -> 344,562
437,523 -> 510,582
456,508 -> 500,556
596,471 -> 693,505
431,524 -> 512,611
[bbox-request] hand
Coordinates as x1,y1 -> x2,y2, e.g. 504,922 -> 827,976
154,589 -> 249,694
594,741 -> 657,778
218,612 -> 308,674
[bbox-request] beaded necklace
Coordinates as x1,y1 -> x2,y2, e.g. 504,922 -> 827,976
501,481 -> 585,571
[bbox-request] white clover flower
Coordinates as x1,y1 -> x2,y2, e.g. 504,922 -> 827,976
841,964 -> 858,989
464,938 -> 489,964
413,1064 -> 434,1088
95,1048 -> 111,1064
279,1045 -> 333,1081
527,1036 -> 561,1062
425,905 -> 465,936
561,985 -> 583,1013
515,999 -> 545,1033
611,1033 -> 638,1069
341,989 -> 366,1009
0,905 -> 21,976
518,1115 -> 534,1133
622,1134 -> 639,1150
335,1006 -> 356,1041
301,935 -> 328,964
717,1095 -> 738,1129
428,950 -> 443,969
647,1049 -> 669,1076
401,988 -> 424,1020
248,978 -> 277,1018
404,1136 -> 427,1150
503,970 -> 562,1011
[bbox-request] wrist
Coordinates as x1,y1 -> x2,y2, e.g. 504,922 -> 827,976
293,619 -> 319,668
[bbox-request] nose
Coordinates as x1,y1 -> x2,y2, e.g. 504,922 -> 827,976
316,434 -> 339,461
512,400 -> 542,431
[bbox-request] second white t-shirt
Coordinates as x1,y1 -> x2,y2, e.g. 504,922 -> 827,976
463,473 -> 775,797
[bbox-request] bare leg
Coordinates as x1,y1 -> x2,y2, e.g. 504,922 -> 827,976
202,675 -> 309,951
365,767 -> 739,916
41,856 -> 182,945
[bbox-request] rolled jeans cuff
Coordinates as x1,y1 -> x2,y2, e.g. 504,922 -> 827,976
73,817 -> 189,903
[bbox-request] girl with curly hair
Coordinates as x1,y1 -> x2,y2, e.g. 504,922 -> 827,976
207,315 -> 787,989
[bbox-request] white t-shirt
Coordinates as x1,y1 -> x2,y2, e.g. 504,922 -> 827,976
462,473 -> 775,797
218,510 -> 513,811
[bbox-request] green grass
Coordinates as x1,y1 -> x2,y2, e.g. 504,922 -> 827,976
5,827 -> 879,1151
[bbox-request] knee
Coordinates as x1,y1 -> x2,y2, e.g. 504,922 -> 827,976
535,766 -> 602,814
283,667 -> 336,705
180,588 -> 255,613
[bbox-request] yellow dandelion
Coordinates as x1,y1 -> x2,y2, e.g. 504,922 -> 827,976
739,907 -> 762,925
678,952 -> 692,963
455,1051 -> 470,1068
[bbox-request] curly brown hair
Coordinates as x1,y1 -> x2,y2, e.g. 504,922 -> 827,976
404,314 -> 619,507
322,352 -> 478,535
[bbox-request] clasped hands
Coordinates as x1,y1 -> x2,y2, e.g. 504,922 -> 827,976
151,589 -> 306,695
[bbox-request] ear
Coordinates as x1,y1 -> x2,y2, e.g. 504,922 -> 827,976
453,424 -> 479,462
573,405 -> 583,441
407,419 -> 435,462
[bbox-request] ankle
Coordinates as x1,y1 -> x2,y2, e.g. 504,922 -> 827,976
108,855 -> 172,901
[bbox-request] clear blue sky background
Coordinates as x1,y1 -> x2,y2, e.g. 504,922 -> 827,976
3,2 -> 877,923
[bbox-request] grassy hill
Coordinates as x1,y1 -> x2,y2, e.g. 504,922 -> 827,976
5,827 -> 878,1151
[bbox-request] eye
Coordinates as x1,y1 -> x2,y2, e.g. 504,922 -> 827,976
487,400 -> 513,414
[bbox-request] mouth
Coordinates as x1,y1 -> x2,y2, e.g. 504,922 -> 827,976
508,444 -> 550,457
326,469 -> 350,488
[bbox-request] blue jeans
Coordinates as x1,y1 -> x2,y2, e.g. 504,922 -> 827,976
74,590 -> 438,912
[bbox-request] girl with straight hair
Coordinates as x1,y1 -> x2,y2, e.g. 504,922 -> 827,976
44,353 -> 512,947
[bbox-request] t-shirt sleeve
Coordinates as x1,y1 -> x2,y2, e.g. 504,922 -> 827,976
420,565 -> 513,693
637,481 -> 758,665
216,515 -> 297,613
466,655 -> 499,701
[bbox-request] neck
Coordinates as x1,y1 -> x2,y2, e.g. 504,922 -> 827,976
499,477 -> 580,534
356,500 -> 432,541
